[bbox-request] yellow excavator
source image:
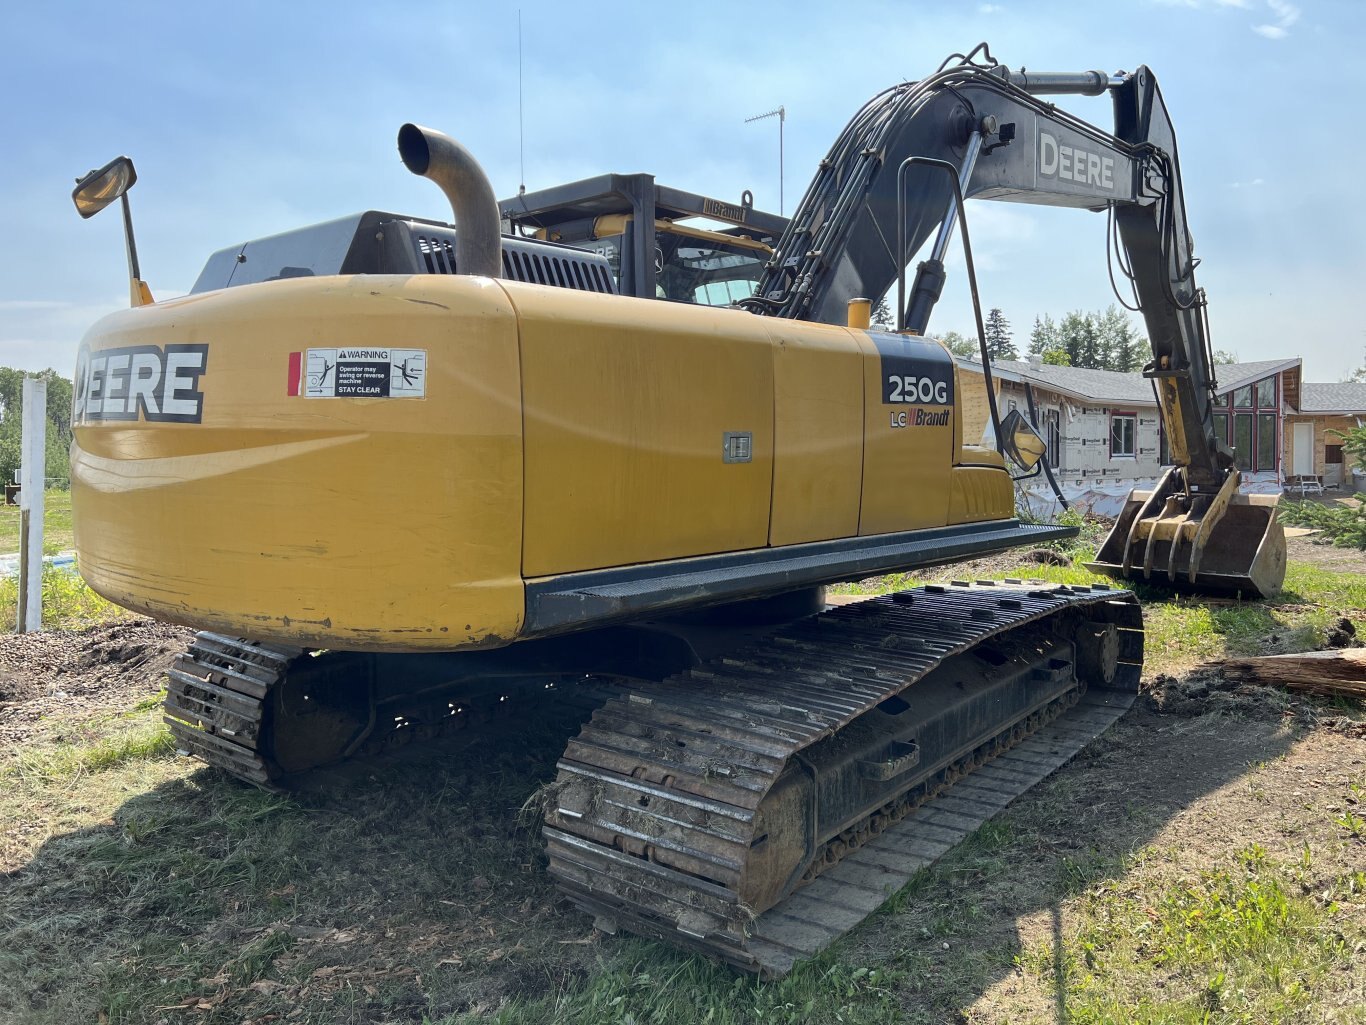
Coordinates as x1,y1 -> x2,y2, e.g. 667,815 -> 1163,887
69,46 -> 1282,975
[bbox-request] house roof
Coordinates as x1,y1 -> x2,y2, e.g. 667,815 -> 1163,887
1212,358 -> 1301,397
981,359 -> 1158,406
1300,382 -> 1366,414
957,355 -> 1306,408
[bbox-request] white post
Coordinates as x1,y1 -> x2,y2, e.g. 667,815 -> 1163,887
17,376 -> 46,633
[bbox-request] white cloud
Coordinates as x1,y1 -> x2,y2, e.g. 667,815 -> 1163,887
1253,0 -> 1299,38
1230,178 -> 1266,188
978,3 -> 1004,12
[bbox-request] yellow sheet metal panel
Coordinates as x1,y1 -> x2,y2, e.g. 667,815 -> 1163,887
948,466 -> 1015,523
767,321 -> 863,546
505,285 -> 774,576
70,275 -> 525,652
855,331 -> 955,535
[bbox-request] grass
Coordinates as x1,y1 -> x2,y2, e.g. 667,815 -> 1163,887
1,525 -> 1363,1024
0,489 -> 75,555
1018,840 -> 1366,1023
0,561 -> 128,631
832,542 -> 1366,675
7,714 -> 175,783
0,489 -> 126,631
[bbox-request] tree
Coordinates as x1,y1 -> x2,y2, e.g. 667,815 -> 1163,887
1024,307 -> 1149,371
0,367 -> 73,487
1330,423 -> 1366,471
1027,314 -> 1059,358
936,330 -> 978,358
1095,305 -> 1146,372
1345,347 -> 1366,382
1058,311 -> 1097,369
983,308 -> 1016,360
870,297 -> 894,330
1212,349 -> 1239,365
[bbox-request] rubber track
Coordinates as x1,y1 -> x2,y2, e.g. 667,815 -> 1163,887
543,581 -> 1142,975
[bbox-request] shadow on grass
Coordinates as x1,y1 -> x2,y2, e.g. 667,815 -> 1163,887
0,678 -> 1317,1025
842,704 -> 1309,1025
0,695 -> 612,1025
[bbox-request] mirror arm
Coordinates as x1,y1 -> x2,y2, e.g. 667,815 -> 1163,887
119,192 -> 152,307
121,193 -> 141,283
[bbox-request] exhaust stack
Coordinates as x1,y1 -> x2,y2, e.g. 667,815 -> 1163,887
397,124 -> 502,278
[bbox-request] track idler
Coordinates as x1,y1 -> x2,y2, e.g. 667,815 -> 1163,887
1089,466 -> 1285,599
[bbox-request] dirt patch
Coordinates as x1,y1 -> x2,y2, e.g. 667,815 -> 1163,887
1142,667 -> 1292,719
1286,533 -> 1366,574
0,618 -> 193,746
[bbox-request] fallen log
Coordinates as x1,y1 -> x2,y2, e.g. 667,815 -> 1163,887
1214,648 -> 1366,699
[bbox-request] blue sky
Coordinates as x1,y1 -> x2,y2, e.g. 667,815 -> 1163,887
3,0 -> 1362,380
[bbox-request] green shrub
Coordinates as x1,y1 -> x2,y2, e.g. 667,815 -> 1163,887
1279,500 -> 1366,550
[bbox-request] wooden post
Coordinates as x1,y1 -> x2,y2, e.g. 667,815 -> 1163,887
17,376 -> 46,633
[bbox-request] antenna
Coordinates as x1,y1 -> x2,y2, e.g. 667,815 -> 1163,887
518,9 -> 525,195
744,105 -> 785,215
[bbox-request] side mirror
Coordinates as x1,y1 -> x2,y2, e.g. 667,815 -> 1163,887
1000,408 -> 1048,472
72,155 -> 153,306
73,157 -> 138,219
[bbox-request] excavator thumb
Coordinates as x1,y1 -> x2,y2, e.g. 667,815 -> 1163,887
1087,466 -> 1286,599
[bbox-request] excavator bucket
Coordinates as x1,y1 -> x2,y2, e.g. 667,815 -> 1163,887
1087,468 -> 1286,599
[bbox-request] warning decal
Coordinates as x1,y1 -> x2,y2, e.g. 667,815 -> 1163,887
300,348 -> 426,399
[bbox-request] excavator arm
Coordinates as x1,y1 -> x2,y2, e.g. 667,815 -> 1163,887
747,46 -> 1284,597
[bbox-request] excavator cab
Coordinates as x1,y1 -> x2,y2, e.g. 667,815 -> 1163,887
499,174 -> 786,304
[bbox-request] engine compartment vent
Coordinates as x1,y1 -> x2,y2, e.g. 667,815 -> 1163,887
409,228 -> 615,294
191,211 -> 618,295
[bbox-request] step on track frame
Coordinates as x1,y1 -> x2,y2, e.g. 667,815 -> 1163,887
543,581 -> 1143,976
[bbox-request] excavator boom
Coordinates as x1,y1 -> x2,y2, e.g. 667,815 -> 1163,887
746,46 -> 1285,597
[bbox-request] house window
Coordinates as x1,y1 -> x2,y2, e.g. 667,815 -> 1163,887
1233,413 -> 1253,471
1217,374 -> 1280,472
1256,377 -> 1276,408
1110,412 -> 1137,458
1257,414 -> 1276,471
1046,409 -> 1061,469
1326,444 -> 1344,465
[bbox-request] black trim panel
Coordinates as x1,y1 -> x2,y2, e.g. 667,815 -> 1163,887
524,519 -> 1077,637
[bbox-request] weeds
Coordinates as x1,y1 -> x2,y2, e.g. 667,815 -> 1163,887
1334,809 -> 1366,841
0,562 -> 127,631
